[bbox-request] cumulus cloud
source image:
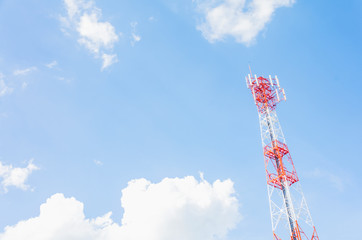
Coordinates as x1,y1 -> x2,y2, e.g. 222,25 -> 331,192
0,159 -> 39,193
61,0 -> 119,69
0,73 -> 13,97
77,12 -> 119,53
0,176 -> 240,240
195,0 -> 295,45
13,67 -> 37,76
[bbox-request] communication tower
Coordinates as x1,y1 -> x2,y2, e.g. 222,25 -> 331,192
246,73 -> 319,240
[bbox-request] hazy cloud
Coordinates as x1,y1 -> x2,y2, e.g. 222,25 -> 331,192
130,22 -> 141,46
0,73 -> 13,97
21,82 -> 28,89
101,54 -> 118,71
0,176 -> 240,239
195,0 -> 295,45
93,159 -> 103,166
13,67 -> 37,76
309,168 -> 346,192
45,60 -> 58,69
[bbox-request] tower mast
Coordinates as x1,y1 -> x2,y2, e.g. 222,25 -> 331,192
246,74 -> 319,240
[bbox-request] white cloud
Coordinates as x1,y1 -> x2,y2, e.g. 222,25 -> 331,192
61,0 -> 119,69
45,60 -> 58,69
56,76 -> 69,83
64,0 -> 94,19
101,54 -> 118,71
131,33 -> 141,43
13,67 -> 37,76
130,21 -> 141,46
0,73 -> 13,97
120,176 -> 240,240
0,159 -> 39,193
77,12 -> 119,54
195,0 -> 295,45
0,80 -> 11,97
0,176 -> 240,240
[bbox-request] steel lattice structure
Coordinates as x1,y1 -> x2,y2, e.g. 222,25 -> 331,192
246,74 -> 319,240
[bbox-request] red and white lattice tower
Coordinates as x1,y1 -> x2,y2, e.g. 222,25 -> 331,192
246,74 -> 319,240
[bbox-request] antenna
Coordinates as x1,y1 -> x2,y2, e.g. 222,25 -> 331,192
248,64 -> 253,77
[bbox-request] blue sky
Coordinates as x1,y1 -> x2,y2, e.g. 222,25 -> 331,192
0,0 -> 361,239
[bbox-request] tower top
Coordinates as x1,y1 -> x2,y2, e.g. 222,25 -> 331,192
246,72 -> 319,240
245,74 -> 286,113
